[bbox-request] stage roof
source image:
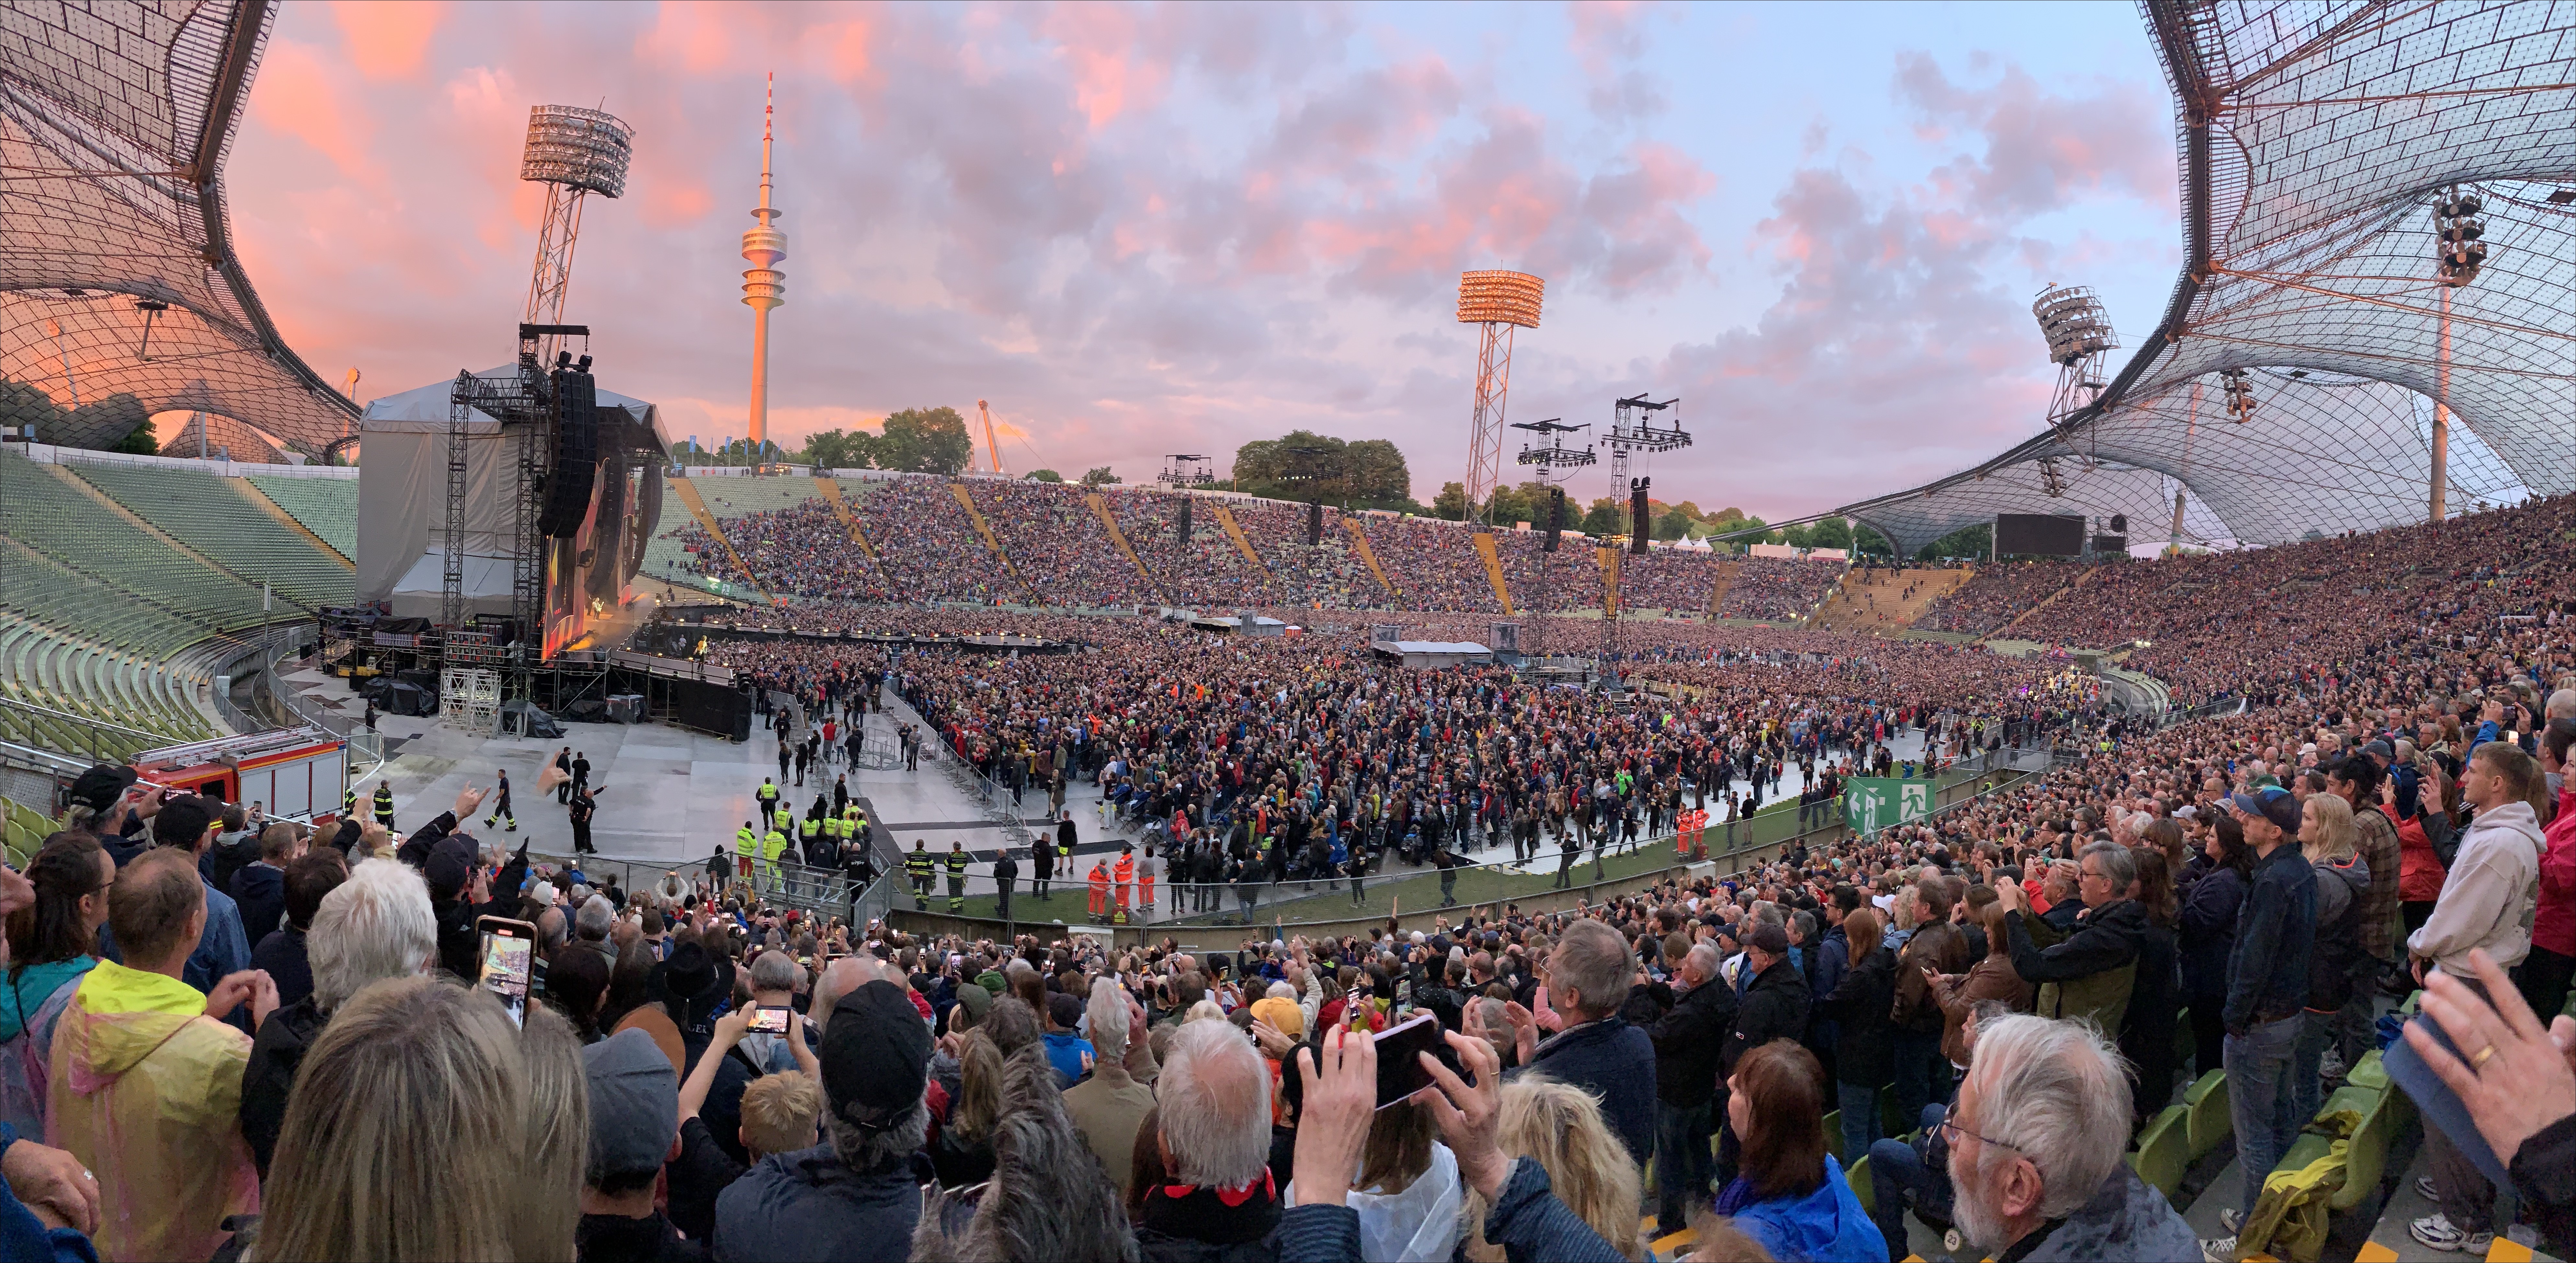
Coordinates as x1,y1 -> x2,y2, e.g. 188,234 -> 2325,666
1818,0 -> 2576,557
0,0 -> 358,454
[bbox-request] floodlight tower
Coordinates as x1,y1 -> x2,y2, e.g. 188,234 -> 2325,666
519,104 -> 633,371
2031,284 -> 2117,438
1458,271 -> 1544,525
740,74 -> 788,458
2429,184 -> 2487,524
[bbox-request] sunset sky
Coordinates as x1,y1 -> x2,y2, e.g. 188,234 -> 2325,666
226,0 -> 2182,521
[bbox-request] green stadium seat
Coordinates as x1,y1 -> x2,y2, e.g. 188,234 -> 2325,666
1847,1154 -> 1874,1220
2131,1104 -> 2188,1200
1821,1109 -> 1842,1165
2269,1084 -> 2392,1213
70,462 -> 352,611
2184,1070 -> 2230,1161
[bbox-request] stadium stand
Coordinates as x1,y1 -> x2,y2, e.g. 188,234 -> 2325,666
0,451 -> 271,632
244,474 -> 359,559
68,461 -> 353,610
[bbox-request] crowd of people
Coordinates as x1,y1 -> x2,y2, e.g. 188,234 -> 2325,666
1912,561 -> 2080,635
1713,557 -> 1847,623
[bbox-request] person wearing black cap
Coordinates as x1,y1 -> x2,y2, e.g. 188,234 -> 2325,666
2200,783 -> 2317,1248
712,981 -> 928,1260
576,1028 -> 704,1262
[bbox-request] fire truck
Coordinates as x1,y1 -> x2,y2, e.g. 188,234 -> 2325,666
131,728 -> 350,826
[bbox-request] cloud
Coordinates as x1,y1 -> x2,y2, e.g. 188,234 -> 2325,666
220,5 -> 2168,522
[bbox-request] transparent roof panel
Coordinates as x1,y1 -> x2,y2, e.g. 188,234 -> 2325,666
1835,0 -> 2576,551
0,0 -> 355,453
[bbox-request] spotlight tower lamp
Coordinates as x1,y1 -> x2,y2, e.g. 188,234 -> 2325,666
2030,284 -> 2117,441
1457,270 -> 1544,527
2429,184 -> 2487,523
519,105 -> 633,371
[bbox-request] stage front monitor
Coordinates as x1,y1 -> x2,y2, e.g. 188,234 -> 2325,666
1994,513 -> 2086,557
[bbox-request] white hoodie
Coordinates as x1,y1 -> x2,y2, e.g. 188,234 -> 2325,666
2408,799 -> 2543,975
1286,1141 -> 1465,1263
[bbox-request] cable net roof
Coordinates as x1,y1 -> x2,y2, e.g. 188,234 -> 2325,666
1840,0 -> 2576,557
0,0 -> 355,454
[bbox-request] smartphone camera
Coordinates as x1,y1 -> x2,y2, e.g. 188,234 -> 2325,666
476,915 -> 536,1028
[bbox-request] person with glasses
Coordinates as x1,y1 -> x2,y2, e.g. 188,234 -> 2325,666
1993,841 -> 2146,1040
1941,1013 -> 2195,1261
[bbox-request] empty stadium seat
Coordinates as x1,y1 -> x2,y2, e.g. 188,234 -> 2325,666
70,461 -> 353,610
2185,1070 -> 2231,1161
2131,1104 -> 2189,1200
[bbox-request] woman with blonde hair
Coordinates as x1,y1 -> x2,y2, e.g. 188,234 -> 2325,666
1464,1077 -> 1645,1262
931,1027 -> 1005,1187
2294,790 -> 2374,1119
250,975 -> 555,1261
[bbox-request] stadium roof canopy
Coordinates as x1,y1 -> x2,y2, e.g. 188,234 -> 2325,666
1809,0 -> 2576,557
0,0 -> 356,455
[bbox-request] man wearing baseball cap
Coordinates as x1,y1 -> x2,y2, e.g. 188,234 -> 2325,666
712,981 -> 927,1260
2202,783 -> 2317,1253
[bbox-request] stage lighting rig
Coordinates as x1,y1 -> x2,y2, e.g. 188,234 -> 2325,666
2434,186 -> 2487,286
2218,367 -> 2256,423
1157,454 -> 1215,487
1603,393 -> 1685,483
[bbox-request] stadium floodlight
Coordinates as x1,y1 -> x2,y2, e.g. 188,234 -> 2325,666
2219,367 -> 2255,423
1457,270 -> 1545,527
520,104 -> 633,372
2031,284 -> 2117,434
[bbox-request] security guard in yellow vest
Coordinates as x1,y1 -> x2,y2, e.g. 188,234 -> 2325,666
761,825 -> 788,894
796,812 -> 824,896
734,822 -> 759,889
906,841 -> 935,910
372,782 -> 395,829
943,841 -> 969,913
755,777 -> 782,831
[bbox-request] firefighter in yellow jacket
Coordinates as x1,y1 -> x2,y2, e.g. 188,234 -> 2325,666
906,840 -> 935,910
943,841 -> 969,913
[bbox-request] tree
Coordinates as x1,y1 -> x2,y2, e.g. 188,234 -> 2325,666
1025,469 -> 1064,483
1079,466 -> 1121,485
1852,523 -> 1896,556
1579,496 -> 1624,538
1917,522 -> 1991,561
1653,505 -> 1696,541
105,422 -> 159,455
1230,429 -> 1412,508
801,428 -> 877,471
874,407 -> 973,474
1431,481 -> 1469,521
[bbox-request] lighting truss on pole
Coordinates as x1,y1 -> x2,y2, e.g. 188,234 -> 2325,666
1157,454 -> 1214,488
2030,284 -> 2116,441
1512,418 -> 1592,657
1457,271 -> 1544,526
519,106 -> 632,373
1597,393 -> 1688,686
2429,184 -> 2486,524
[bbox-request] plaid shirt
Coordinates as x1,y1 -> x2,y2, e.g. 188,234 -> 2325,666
2352,801 -> 2403,961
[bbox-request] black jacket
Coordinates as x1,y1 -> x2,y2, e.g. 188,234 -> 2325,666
1818,944 -> 1897,1087
1644,973 -> 1736,1107
1722,958 -> 1812,1075
239,995 -> 329,1179
231,862 -> 286,947
2006,897 -> 2149,1027
577,1211 -> 705,1263
2176,865 -> 2245,1001
2516,1112 -> 2576,1262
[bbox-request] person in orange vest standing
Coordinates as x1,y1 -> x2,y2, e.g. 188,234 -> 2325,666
1087,857 -> 1111,921
1112,845 -> 1135,924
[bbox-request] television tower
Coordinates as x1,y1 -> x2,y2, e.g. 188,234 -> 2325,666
740,74 -> 787,456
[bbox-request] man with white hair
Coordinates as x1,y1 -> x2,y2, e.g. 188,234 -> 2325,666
1942,1013 -> 2195,1262
1064,977 -> 1156,1196
1134,1018 -> 1280,1254
239,858 -> 437,1179
1500,918 -> 1658,1168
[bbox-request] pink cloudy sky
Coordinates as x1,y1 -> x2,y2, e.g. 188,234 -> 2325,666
226,0 -> 2180,521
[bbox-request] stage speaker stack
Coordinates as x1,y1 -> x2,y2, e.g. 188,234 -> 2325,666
1544,487 -> 1565,552
538,364 -> 600,538
1630,477 -> 1651,554
1177,498 -> 1191,545
1307,500 -> 1322,546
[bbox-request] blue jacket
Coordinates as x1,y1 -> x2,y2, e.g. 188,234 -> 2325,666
710,1144 -> 924,1262
231,862 -> 286,947
2222,842 -> 2316,1031
0,1123 -> 95,1263
1043,1030 -> 1095,1088
1507,1017 -> 1657,1171
94,877 -> 252,995
1723,1159 -> 1888,1263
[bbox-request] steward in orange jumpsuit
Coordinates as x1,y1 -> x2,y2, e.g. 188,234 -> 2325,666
1112,847 -> 1135,920
1087,859 -> 1111,919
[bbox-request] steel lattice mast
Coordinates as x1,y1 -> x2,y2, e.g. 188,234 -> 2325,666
1456,271 -> 1544,526
520,105 -> 633,372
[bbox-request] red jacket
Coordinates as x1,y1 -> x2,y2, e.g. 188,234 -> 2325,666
2388,803 -> 2445,904
2534,785 -> 2576,958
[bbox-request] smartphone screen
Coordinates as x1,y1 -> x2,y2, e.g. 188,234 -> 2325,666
750,1005 -> 792,1035
1373,1011 -> 1466,1110
476,916 -> 536,1027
